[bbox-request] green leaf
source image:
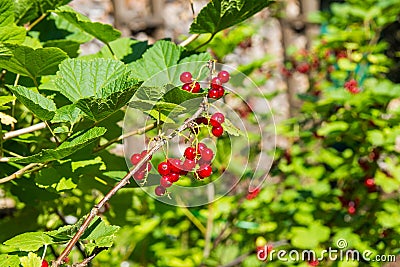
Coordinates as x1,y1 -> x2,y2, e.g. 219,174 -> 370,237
190,0 -> 272,34
163,84 -> 206,105
43,39 -> 80,58
81,217 -> 120,248
8,85 -> 56,120
0,24 -> 26,44
76,80 -> 141,121
0,254 -> 19,267
53,6 -> 121,44
129,40 -> 183,83
51,104 -> 81,124
14,0 -> 71,25
0,96 -> 15,106
291,223 -> 330,249
0,0 -> 14,27
3,232 -> 53,251
55,58 -> 126,102
0,45 -> 68,80
222,118 -> 243,136
317,121 -> 349,136
11,127 -> 107,163
20,252 -> 41,267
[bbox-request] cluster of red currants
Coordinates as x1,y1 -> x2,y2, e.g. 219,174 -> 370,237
195,112 -> 225,137
130,150 -> 152,180
179,70 -> 230,100
344,79 -> 360,94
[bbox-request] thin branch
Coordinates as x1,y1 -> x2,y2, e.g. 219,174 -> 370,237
0,157 -> 10,162
26,13 -> 47,31
2,122 -> 46,140
176,196 -> 207,235
93,122 -> 157,153
71,248 -> 107,267
203,184 -> 215,259
193,34 -> 215,51
53,98 -> 208,267
106,43 -> 118,60
179,34 -> 200,47
0,163 -> 39,184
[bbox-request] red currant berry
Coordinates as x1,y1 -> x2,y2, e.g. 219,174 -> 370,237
160,176 -> 173,188
211,77 -> 222,89
364,178 -> 375,188
217,87 -> 225,98
134,170 -> 146,180
169,172 -> 180,182
208,88 -> 220,99
139,162 -> 152,172
155,185 -> 166,196
130,153 -> 142,165
197,164 -> 212,179
348,206 -> 356,215
218,70 -> 230,83
184,147 -> 197,160
200,148 -> 214,162
41,260 -> 49,267
196,142 -> 208,154
182,83 -> 192,92
141,150 -> 152,160
180,72 -> 192,83
195,117 -> 208,125
183,158 -> 196,171
296,62 -> 310,73
212,125 -> 224,137
157,162 -> 170,176
167,158 -> 182,173
210,112 -> 225,127
191,82 -> 201,93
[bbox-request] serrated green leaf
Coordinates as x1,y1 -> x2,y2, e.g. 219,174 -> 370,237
0,45 -> 68,80
0,0 -> 14,27
222,118 -> 243,136
8,85 -> 56,120
291,223 -> 330,249
81,217 -> 120,247
190,0 -> 272,34
55,58 -> 126,102
10,127 -> 106,163
0,24 -> 26,44
163,84 -> 206,105
76,81 -> 141,121
129,40 -> 183,83
14,0 -> 71,25
0,254 -> 19,267
4,232 -> 53,251
53,6 -> 120,44
20,252 -> 41,267
52,104 -> 81,124
0,96 -> 15,106
43,39 -> 80,58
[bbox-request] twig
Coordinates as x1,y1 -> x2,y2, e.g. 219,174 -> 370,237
218,252 -> 251,267
26,13 -> 48,31
203,184 -> 215,260
0,157 -> 10,162
0,163 -> 39,184
53,98 -> 208,267
179,34 -> 200,47
176,196 -> 207,235
72,248 -> 107,267
93,122 -> 157,153
2,122 -> 46,140
193,33 -> 215,51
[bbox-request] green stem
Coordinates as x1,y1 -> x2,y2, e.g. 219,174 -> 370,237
106,43 -> 118,60
11,74 -> 20,130
44,121 -> 60,145
26,13 -> 47,31
0,123 -> 3,157
193,34 -> 216,51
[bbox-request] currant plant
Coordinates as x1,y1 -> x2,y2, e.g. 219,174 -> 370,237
0,0 -> 273,266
